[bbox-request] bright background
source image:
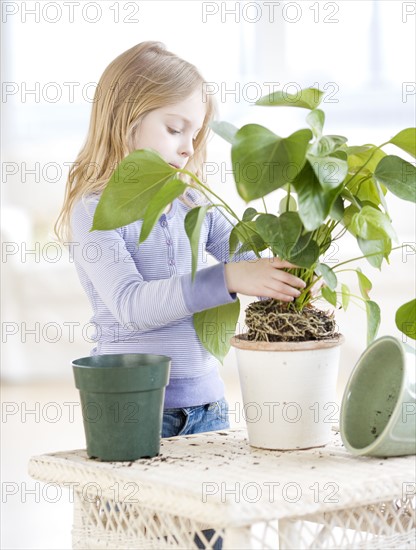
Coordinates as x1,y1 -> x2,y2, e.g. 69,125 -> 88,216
1,1 -> 415,548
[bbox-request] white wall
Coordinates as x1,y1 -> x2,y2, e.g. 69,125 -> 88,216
2,0 -> 415,383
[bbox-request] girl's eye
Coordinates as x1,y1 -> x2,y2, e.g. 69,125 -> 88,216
167,127 -> 181,135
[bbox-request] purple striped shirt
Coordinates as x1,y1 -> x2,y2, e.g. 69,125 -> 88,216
70,192 -> 265,408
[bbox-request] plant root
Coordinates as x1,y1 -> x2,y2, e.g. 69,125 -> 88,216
244,299 -> 338,342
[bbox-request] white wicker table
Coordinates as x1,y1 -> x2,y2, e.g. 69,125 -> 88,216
28,428 -> 415,549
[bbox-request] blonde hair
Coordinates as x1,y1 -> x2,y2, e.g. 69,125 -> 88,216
54,41 -> 217,242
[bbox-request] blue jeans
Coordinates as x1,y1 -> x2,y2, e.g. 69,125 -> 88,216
162,397 -> 229,549
162,397 -> 230,438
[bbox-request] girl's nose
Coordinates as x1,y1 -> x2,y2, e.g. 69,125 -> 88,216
180,136 -> 194,158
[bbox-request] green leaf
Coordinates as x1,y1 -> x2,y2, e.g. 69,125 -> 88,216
229,220 -> 267,260
350,205 -> 397,242
306,109 -> 325,137
209,121 -> 239,145
374,155 -> 416,203
256,87 -> 324,109
346,145 -> 372,156
357,237 -> 392,269
193,299 -> 241,363
228,227 -> 240,261
139,178 -> 187,243
231,125 -> 312,201
294,161 -> 343,231
347,146 -> 386,172
330,195 -> 345,221
321,135 -> 348,152
237,241 -> 266,256
389,128 -> 416,158
322,286 -> 337,307
356,268 -> 372,300
92,149 -> 177,230
317,263 -> 337,290
395,299 -> 416,340
365,300 -> 381,345
310,135 -> 348,157
279,195 -> 297,213
353,175 -> 385,207
288,236 -> 319,268
239,240 -> 263,259
342,187 -> 359,204
242,207 -> 258,221
314,224 -> 331,254
308,150 -> 349,192
373,179 -> 389,213
342,204 -> 360,230
341,283 -> 350,311
255,212 -> 302,258
184,205 -> 211,281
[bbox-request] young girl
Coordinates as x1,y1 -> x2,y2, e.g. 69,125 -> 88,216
54,41 -> 306,439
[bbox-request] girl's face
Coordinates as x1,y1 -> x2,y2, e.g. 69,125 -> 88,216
132,89 -> 207,170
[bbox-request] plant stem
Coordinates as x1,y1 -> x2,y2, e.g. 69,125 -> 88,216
343,141 -> 389,188
333,245 -> 403,270
338,292 -> 368,310
180,169 -> 264,257
332,226 -> 347,241
286,184 -> 291,212
334,268 -> 360,274
180,169 -> 240,221
294,270 -> 317,309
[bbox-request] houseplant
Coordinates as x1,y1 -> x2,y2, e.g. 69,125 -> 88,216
91,87 -> 415,449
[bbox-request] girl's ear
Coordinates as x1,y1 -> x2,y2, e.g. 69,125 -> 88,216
127,118 -> 142,151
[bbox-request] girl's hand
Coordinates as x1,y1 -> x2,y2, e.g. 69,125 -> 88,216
224,257 -> 306,302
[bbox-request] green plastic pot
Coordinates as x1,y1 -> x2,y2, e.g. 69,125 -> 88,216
340,336 -> 416,457
72,353 -> 170,461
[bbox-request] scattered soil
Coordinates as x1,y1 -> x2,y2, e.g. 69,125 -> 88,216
244,299 -> 338,342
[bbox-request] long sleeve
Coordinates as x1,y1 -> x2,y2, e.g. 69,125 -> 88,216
69,195 -> 268,407
70,196 -> 237,332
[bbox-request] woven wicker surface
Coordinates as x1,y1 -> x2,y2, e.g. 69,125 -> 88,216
28,428 -> 415,528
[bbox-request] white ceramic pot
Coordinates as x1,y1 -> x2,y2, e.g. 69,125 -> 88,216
230,335 -> 345,450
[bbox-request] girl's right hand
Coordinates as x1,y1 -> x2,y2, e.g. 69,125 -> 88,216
224,257 -> 306,302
